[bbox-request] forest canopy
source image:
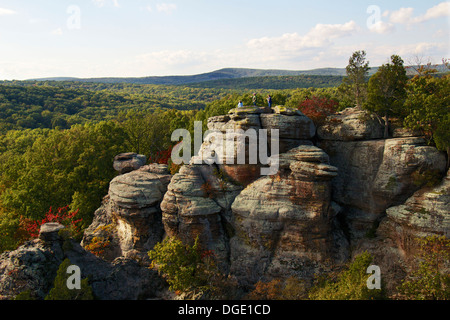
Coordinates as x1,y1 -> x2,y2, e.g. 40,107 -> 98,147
0,60 -> 448,253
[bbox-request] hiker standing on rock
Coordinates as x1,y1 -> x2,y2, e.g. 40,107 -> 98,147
252,93 -> 257,106
267,95 -> 272,108
238,100 -> 243,108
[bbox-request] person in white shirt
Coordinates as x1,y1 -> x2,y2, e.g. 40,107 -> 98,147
238,100 -> 244,108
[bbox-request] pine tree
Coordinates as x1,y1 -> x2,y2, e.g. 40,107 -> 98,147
364,55 -> 408,138
345,50 -> 370,107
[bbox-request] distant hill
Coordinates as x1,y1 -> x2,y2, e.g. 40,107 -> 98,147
187,74 -> 345,89
30,67 -> 359,86
29,65 -> 447,88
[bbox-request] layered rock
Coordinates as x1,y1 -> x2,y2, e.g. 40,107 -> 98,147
318,108 -> 447,238
160,164 -> 243,271
82,164 -> 171,260
349,170 -> 450,296
197,106 -> 315,187
229,146 -> 343,286
1,224 -> 164,300
317,107 -> 384,141
383,169 -> 450,238
113,152 -> 147,174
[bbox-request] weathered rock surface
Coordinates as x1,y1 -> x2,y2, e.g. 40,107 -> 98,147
0,223 -> 163,300
319,137 -> 447,238
161,164 -> 243,271
196,106 -> 316,187
317,107 -> 384,141
113,152 -> 147,174
82,164 -> 172,260
3,104 -> 448,300
350,170 -> 450,296
229,146 -> 344,287
384,169 -> 450,238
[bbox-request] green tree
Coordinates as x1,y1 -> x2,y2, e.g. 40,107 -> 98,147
364,55 -> 408,138
344,50 -> 370,107
45,258 -> 94,300
404,74 -> 450,167
398,236 -> 450,300
0,122 -> 127,229
308,251 -> 385,300
148,236 -> 227,296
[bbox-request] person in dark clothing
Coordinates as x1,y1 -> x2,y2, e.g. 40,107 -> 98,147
267,95 -> 272,108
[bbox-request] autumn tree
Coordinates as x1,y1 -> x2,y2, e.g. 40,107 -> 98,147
344,50 -> 370,107
404,74 -> 450,167
298,96 -> 339,126
364,55 -> 408,138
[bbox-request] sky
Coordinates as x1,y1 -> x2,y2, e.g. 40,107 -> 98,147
0,0 -> 448,80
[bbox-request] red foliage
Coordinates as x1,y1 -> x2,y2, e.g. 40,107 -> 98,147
298,96 -> 338,125
23,206 -> 83,239
150,146 -> 173,165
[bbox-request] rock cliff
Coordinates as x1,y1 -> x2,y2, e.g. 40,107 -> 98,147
1,105 -> 448,300
317,108 -> 447,238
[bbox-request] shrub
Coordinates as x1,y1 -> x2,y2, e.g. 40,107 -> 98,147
22,206 -> 83,240
398,236 -> 450,300
148,236 -> 230,297
45,258 -> 94,300
308,251 -> 385,300
83,225 -> 114,258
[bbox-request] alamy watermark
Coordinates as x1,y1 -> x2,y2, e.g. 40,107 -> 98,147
66,265 -> 81,290
67,5 -> 82,30
367,265 -> 381,290
366,5 -> 382,29
171,121 -> 280,176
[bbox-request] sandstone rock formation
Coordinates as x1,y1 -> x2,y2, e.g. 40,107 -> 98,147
317,108 -> 447,238
82,164 -> 171,261
0,223 -> 163,300
113,152 -> 147,174
2,104 -> 448,300
161,164 -> 243,272
229,145 -> 344,287
383,169 -> 450,238
196,106 -> 315,187
161,107 -> 344,287
317,107 -> 384,141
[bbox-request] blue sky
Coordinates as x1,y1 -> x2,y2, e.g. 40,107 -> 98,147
0,0 -> 448,79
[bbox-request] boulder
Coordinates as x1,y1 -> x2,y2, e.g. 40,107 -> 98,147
39,223 -> 65,242
0,237 -> 164,300
317,107 -> 384,141
82,165 -> 172,260
113,153 -> 147,174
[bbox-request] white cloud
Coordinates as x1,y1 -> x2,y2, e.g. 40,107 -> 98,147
389,7 -> 415,24
368,21 -> 395,34
422,2 -> 450,21
389,2 -> 450,25
0,8 -> 16,15
156,3 -> 177,14
247,20 -> 358,55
